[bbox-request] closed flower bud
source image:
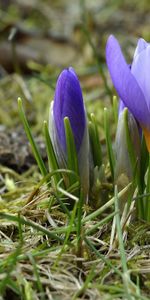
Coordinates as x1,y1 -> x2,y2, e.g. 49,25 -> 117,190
49,67 -> 89,198
115,105 -> 141,185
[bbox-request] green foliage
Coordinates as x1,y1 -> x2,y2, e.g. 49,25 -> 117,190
89,113 -> 102,168
104,107 -> 115,180
1,1 -> 150,298
18,97 -> 48,177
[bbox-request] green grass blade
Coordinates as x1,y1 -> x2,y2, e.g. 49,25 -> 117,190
18,97 -> 47,177
64,117 -> 79,191
114,185 -> 128,274
82,183 -> 131,224
28,254 -> 45,300
7,278 -> 21,296
72,263 -> 96,299
54,201 -> 78,267
0,245 -> 22,295
57,176 -> 79,202
77,189 -> 84,260
64,117 -> 79,175
43,120 -> 62,186
85,211 -> 118,235
89,113 -> 102,167
114,185 -> 137,300
104,107 -> 115,180
0,212 -> 63,242
112,95 -> 118,126
84,237 -> 122,277
24,279 -> 34,300
53,190 -> 72,219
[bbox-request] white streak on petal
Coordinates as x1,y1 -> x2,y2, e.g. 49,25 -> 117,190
133,38 -> 150,59
49,101 -> 67,169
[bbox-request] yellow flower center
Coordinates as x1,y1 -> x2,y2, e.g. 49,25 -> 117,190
143,127 -> 150,152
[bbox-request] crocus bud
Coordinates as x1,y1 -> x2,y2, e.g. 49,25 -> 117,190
49,67 -> 89,198
106,35 -> 150,152
115,104 -> 141,194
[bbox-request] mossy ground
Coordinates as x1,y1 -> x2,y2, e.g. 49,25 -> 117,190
0,1 -> 150,299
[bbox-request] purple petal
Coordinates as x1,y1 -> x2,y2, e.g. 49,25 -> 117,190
133,38 -> 150,59
106,35 -> 150,129
53,67 -> 86,153
131,44 -> 150,112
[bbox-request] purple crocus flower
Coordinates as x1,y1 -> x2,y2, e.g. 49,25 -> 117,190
106,35 -> 150,151
49,67 -> 89,197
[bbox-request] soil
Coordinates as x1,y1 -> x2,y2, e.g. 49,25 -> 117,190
0,127 -> 47,172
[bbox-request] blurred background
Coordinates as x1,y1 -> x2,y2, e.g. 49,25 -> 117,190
0,0 -> 150,170
0,0 -> 150,72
